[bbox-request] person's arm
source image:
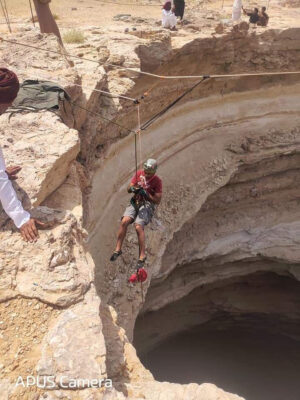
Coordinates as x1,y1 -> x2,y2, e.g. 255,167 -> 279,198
145,191 -> 162,205
0,149 -> 30,227
128,183 -> 140,193
127,172 -> 140,193
143,178 -> 162,205
0,149 -> 43,241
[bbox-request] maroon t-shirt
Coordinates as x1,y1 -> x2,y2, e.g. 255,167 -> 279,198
130,170 -> 162,198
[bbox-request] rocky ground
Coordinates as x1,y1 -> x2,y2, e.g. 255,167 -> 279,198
0,1 -> 300,399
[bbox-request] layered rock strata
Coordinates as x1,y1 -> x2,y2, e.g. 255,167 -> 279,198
0,21 -> 299,400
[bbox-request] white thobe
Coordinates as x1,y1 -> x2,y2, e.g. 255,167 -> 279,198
162,9 -> 177,29
0,147 -> 30,228
232,0 -> 242,21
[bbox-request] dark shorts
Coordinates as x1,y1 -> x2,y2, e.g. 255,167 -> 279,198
123,202 -> 154,227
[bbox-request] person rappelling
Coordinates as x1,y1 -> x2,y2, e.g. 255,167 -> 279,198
110,159 -> 162,282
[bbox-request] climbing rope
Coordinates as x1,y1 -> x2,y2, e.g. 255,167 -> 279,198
21,70 -> 139,102
141,76 -> 209,130
3,0 -> 11,32
2,38 -> 300,81
136,103 -> 145,301
133,104 -> 143,180
134,129 -> 138,179
28,0 -> 35,27
137,104 -> 143,169
40,76 -> 209,153
140,278 -> 144,302
72,83 -> 138,102
70,101 -> 136,134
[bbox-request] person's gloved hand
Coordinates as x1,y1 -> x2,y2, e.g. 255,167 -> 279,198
139,188 -> 148,198
128,186 -> 141,194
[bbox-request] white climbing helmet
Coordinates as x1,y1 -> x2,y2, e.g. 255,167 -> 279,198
143,158 -> 157,174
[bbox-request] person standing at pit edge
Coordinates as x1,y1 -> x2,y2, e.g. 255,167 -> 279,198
0,68 -> 44,242
232,0 -> 243,22
258,6 -> 269,26
110,159 -> 162,281
242,6 -> 260,24
162,1 -> 177,30
174,0 -> 185,21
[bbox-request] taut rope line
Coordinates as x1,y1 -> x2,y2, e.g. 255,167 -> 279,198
1,38 -> 300,81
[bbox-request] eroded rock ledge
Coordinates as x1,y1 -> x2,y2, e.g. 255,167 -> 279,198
0,22 -> 299,400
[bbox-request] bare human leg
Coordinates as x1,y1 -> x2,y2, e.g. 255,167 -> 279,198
135,224 -> 146,260
115,217 -> 133,252
110,217 -> 133,261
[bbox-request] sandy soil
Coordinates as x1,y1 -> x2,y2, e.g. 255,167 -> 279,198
1,0 -> 300,31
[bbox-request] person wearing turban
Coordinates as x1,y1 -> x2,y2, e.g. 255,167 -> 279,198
0,68 -> 44,242
162,1 -> 177,30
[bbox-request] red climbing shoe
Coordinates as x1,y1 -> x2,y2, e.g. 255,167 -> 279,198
128,268 -> 148,283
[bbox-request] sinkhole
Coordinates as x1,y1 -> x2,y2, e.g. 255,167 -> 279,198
133,272 -> 300,400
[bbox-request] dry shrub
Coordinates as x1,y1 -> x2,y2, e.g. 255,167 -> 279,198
63,29 -> 85,44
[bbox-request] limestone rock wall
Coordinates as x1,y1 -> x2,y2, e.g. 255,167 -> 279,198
90,83 -> 300,337
0,22 -> 299,400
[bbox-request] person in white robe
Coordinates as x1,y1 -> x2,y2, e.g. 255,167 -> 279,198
232,0 -> 242,22
162,1 -> 177,30
0,68 -> 44,242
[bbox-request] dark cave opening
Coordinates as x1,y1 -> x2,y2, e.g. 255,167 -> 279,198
134,272 -> 300,400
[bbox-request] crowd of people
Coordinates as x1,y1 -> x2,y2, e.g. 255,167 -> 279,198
242,6 -> 269,26
162,0 -> 269,30
232,0 -> 269,25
